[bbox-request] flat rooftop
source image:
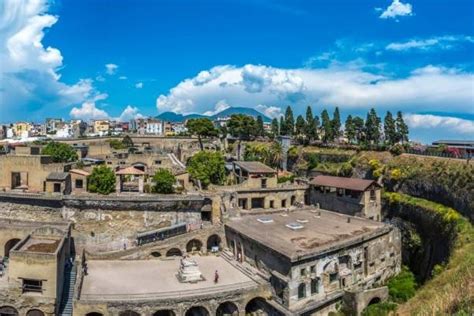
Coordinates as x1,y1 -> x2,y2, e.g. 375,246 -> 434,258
226,209 -> 390,262
18,237 -> 61,253
80,256 -> 257,301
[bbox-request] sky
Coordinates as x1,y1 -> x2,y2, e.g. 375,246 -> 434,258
0,0 -> 473,143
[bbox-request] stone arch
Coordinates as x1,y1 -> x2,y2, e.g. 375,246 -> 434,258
151,251 -> 162,258
0,306 -> 18,316
153,311 -> 176,316
131,162 -> 147,172
166,248 -> 182,257
4,238 -> 21,257
85,313 -> 103,316
216,301 -> 238,316
368,297 -> 381,305
186,239 -> 203,253
185,306 -> 209,316
119,311 -> 140,316
26,310 -> 45,316
206,234 -> 222,251
245,297 -> 270,315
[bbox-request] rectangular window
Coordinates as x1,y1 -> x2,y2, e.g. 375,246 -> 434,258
354,263 -> 362,270
300,268 -> 306,277
310,265 -> 315,274
311,278 -> 319,294
53,183 -> 61,192
370,189 -> 376,201
269,200 -> 274,208
154,160 -> 162,165
22,279 -> 42,293
75,179 -> 83,189
261,178 -> 267,188
281,199 -> 287,208
329,272 -> 338,283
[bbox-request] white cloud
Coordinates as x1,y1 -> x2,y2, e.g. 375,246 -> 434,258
256,104 -> 282,118
386,35 -> 474,51
405,114 -> 474,135
379,0 -> 413,19
135,82 -> 143,89
117,105 -> 143,122
105,63 -> 118,75
0,0 -> 95,121
70,102 -> 110,121
203,100 -> 230,116
119,76 -> 128,80
95,75 -> 105,82
156,64 -> 473,117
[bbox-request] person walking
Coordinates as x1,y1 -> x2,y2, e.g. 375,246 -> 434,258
214,270 -> 219,284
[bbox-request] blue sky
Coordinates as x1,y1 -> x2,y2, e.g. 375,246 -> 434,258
0,0 -> 473,143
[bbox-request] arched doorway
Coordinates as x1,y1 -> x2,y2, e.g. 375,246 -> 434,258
245,297 -> 270,315
216,301 -> 238,316
4,238 -> 20,257
0,306 -> 18,316
185,306 -> 209,316
206,234 -> 221,251
166,248 -> 182,257
26,310 -> 44,316
85,313 -> 103,316
119,311 -> 140,316
151,251 -> 162,258
186,239 -> 203,253
153,310 -> 175,316
368,297 -> 381,305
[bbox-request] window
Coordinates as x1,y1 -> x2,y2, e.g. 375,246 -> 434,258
269,200 -> 274,208
310,265 -> 315,274
300,268 -> 306,277
298,283 -> 306,299
22,279 -> 42,293
75,179 -> 83,189
261,178 -> 267,188
354,263 -> 362,270
281,199 -> 287,208
310,278 -> 319,294
53,183 -> 61,193
329,272 -> 338,283
154,160 -> 162,165
370,189 -> 376,201
337,188 -> 343,196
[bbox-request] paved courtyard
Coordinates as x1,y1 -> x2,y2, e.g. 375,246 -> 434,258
80,255 -> 257,301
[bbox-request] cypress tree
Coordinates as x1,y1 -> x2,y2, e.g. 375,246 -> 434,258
305,106 -> 315,140
383,111 -> 397,145
271,118 -> 279,138
332,107 -> 342,140
313,115 -> 320,140
284,106 -> 294,135
396,111 -> 409,143
345,115 -> 355,143
295,115 -> 306,136
321,109 -> 333,143
352,116 -> 365,144
279,116 -> 287,135
256,115 -> 265,137
365,108 -> 381,144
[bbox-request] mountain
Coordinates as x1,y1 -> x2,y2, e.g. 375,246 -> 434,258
156,106 -> 271,122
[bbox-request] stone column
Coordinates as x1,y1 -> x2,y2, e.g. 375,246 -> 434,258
115,175 -> 121,193
138,176 -> 144,193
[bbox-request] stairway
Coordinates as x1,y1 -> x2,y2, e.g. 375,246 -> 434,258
58,262 -> 77,316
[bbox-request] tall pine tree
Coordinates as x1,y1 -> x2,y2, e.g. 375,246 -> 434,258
332,107 -> 342,140
295,115 -> 306,136
365,108 -> 381,144
271,118 -> 279,138
321,109 -> 333,143
284,106 -> 295,135
353,116 -> 365,144
279,116 -> 287,135
396,111 -> 409,143
345,115 -> 356,143
383,111 -> 397,145
305,106 -> 315,140
256,115 -> 265,137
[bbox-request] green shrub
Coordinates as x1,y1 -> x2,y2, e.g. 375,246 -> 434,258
278,174 -> 295,184
152,168 -> 176,194
362,302 -> 397,316
87,165 -> 116,195
42,142 -> 78,162
187,151 -> 225,188
388,265 -> 417,302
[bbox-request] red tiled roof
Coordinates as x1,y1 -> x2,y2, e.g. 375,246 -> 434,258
311,175 -> 380,191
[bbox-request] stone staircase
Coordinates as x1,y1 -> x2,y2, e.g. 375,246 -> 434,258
58,262 -> 77,316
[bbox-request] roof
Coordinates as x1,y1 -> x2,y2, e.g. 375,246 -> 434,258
115,166 -> 146,175
311,175 -> 380,191
432,140 -> 474,146
233,161 -> 276,174
226,209 -> 389,262
46,172 -> 70,181
70,169 -> 90,176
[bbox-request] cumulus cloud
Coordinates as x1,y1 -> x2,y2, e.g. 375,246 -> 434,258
203,100 -> 230,116
119,76 -> 128,80
156,64 -> 473,117
386,35 -> 474,51
135,82 -> 143,89
0,0 -> 95,121
105,63 -> 118,75
379,0 -> 413,19
405,114 -> 474,135
117,105 -> 143,121
70,102 -> 110,121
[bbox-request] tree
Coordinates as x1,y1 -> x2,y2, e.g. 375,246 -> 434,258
279,116 -> 287,135
365,108 -> 381,144
305,106 -> 315,140
227,114 -> 257,140
109,139 -> 125,150
284,106 -> 294,135
331,107 -> 342,140
321,109 -> 333,143
270,118 -> 279,138
396,111 -> 409,144
186,118 -> 218,150
295,115 -> 306,136
187,151 -> 226,189
269,141 -> 283,169
256,115 -> 265,137
352,116 -> 365,144
152,168 -> 176,194
345,115 -> 356,143
87,165 -> 116,195
384,111 -> 397,145
313,115 -> 320,140
122,135 -> 134,147
42,142 -> 78,162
